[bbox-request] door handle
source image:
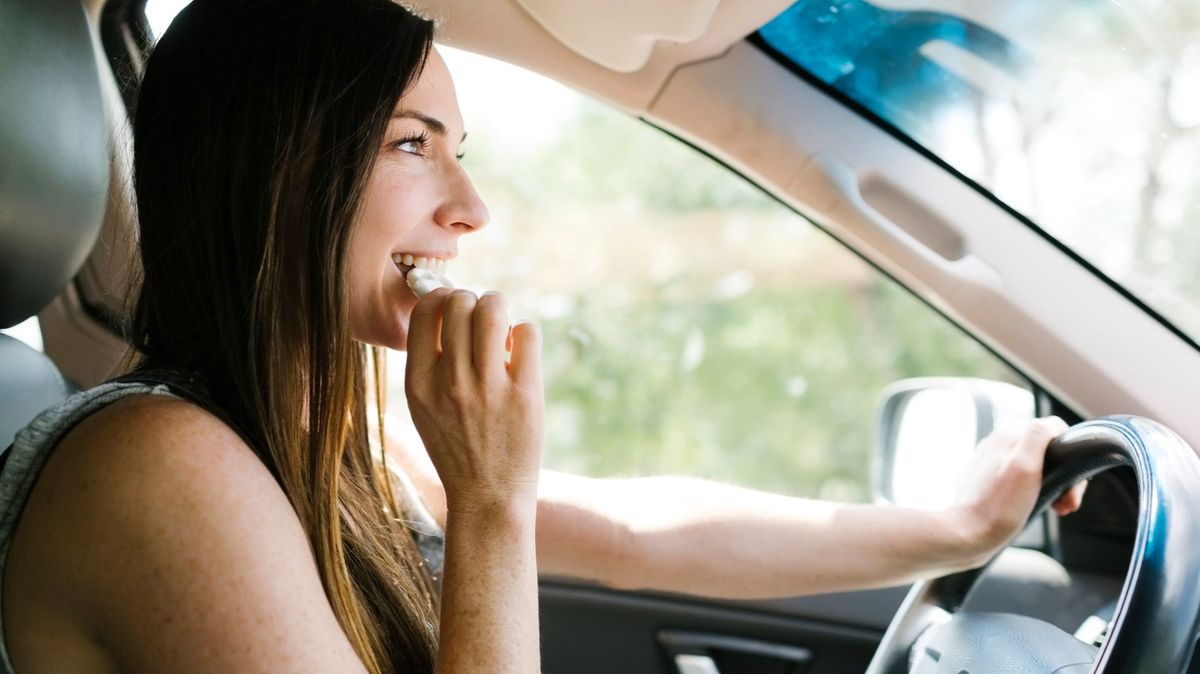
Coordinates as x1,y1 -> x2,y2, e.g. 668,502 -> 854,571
792,153 -> 1004,300
658,630 -> 812,673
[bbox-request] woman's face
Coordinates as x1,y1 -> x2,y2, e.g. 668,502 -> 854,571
348,47 -> 488,350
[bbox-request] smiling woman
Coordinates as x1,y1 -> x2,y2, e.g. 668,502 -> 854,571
0,2 -> 1102,674
118,0 -> 453,670
4,1 -> 541,673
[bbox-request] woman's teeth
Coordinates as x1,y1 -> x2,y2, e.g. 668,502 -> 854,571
391,254 -> 448,274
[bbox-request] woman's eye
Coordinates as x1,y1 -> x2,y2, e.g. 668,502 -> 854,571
394,133 -> 430,155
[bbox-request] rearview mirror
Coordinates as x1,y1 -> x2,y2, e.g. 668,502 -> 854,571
871,377 -> 1035,509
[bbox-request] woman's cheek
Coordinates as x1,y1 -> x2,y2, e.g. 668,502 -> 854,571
346,266 -> 388,346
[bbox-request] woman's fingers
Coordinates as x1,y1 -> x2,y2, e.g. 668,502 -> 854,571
472,292 -> 509,379
953,414 -> 1087,558
1012,416 -> 1087,517
1052,480 -> 1089,516
406,287 -> 455,376
440,290 -> 479,375
403,289 -> 545,510
1016,416 -> 1066,463
1014,416 -> 1086,518
409,289 -> 521,382
1018,416 -> 1085,517
507,321 -> 542,389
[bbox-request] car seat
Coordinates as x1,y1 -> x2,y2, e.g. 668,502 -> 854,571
0,0 -> 110,450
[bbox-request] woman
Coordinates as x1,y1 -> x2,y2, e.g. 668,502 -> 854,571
0,0 -> 1084,672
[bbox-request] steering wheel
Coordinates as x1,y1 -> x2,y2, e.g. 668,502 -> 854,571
865,416 -> 1200,674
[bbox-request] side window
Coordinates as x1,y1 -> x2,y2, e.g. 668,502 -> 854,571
144,0 -> 191,38
0,317 -> 44,353
385,48 -> 1027,502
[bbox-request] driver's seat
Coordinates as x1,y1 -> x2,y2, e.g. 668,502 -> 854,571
0,0 -> 110,451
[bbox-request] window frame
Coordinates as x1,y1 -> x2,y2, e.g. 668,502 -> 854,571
748,31 -> 1200,358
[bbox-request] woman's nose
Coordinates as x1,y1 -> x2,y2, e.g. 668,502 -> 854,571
434,164 -> 489,234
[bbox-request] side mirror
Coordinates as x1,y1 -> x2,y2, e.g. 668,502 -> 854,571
871,377 -> 1035,509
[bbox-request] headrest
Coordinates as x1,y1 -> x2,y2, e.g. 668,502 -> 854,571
0,334 -> 71,449
0,0 -> 110,328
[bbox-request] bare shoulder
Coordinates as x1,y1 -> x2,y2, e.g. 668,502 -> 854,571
56,393 -> 268,490
4,394 -> 368,674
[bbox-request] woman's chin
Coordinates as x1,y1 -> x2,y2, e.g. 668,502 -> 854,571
381,317 -> 413,351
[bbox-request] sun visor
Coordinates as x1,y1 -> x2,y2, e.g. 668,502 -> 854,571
512,0 -> 720,72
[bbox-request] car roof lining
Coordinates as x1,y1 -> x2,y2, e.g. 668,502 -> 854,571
411,0 -> 793,113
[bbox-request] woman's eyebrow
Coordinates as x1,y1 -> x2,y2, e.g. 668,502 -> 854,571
392,109 -> 468,142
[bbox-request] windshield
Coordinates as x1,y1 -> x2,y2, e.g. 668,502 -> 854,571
758,0 -> 1200,343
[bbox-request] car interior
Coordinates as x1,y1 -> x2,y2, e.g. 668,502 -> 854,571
3,0 -> 1200,672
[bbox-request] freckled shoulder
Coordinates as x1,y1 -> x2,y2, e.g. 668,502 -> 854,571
4,395 -> 369,673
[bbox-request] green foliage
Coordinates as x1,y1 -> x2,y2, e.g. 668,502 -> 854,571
536,279 -> 1019,501
466,99 -> 773,213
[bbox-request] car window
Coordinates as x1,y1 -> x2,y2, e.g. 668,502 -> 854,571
0,317 -> 43,353
380,48 -> 1028,502
144,0 -> 190,38
758,0 -> 1200,347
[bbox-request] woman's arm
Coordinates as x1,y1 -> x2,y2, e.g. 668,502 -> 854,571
536,472 -> 975,598
539,416 -> 1083,598
388,415 -> 1082,600
403,289 -> 544,674
381,443 -> 970,598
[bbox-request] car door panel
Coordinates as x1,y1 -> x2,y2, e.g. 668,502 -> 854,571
539,547 -> 1125,673
540,579 -> 898,674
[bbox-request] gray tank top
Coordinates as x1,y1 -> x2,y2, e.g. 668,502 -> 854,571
0,372 -> 445,672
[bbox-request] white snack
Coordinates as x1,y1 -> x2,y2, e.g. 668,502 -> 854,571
405,267 -> 456,298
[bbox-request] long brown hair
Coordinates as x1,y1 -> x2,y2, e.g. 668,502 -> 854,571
128,1 -> 439,671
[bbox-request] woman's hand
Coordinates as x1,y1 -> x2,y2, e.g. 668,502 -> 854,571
404,288 -> 544,516
949,416 -> 1088,563
406,287 -> 544,673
